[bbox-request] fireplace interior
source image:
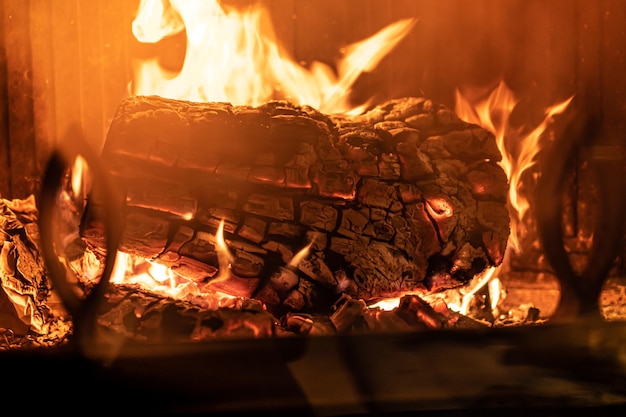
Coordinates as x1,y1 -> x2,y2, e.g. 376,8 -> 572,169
1,0 -> 626,415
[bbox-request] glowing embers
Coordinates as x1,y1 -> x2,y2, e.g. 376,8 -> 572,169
367,267 -> 504,321
131,0 -> 415,114
109,220 -> 241,309
108,219 -> 314,310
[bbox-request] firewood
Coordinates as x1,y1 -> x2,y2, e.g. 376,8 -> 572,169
94,284 -> 486,341
80,95 -> 510,315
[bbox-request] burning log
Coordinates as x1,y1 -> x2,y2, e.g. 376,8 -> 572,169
81,95 -> 510,315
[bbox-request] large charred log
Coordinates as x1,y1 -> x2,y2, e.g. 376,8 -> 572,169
81,95 -> 509,315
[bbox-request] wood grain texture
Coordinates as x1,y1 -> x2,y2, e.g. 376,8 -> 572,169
80,95 -> 510,315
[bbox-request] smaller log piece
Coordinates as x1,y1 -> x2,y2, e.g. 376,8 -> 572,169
96,285 -> 486,341
81,95 -> 510,315
97,285 -> 278,342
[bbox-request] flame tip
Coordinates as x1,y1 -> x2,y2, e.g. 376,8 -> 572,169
455,80 -> 574,265
132,0 -> 414,113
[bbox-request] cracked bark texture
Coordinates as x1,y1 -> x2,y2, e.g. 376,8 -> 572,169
81,95 -> 509,315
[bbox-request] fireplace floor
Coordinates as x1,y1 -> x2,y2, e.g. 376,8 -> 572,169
2,319 -> 626,416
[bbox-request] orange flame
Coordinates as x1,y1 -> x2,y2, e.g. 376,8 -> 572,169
70,155 -> 88,199
207,219 -> 233,286
455,81 -> 573,253
288,243 -> 311,268
369,297 -> 401,311
458,266 -> 496,315
108,223 -> 239,308
131,0 -> 416,114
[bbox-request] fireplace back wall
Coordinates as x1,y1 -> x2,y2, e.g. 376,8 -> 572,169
3,0 -> 625,197
1,0 -> 626,301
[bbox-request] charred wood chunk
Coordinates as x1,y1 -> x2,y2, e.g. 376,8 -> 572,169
238,216 -> 267,243
385,97 -> 431,121
270,267 -> 300,296
243,193 -> 294,221
466,161 -> 509,202
392,128 -> 436,180
330,294 -> 368,333
403,202 -> 442,257
285,166 -> 312,189
94,285 -> 485,343
261,240 -> 294,264
179,231 -> 218,265
230,248 -> 265,278
337,208 -> 370,239
197,206 -> 239,233
170,256 -> 219,281
357,178 -> 403,212
208,274 -> 260,299
440,128 -> 502,162
83,208 -> 171,260
156,226 -> 220,279
81,95 -> 510,313
249,164 -> 286,186
299,200 -> 339,232
123,177 -> 198,218
97,285 -> 277,342
297,253 -> 337,289
396,294 -> 448,329
312,160 -> 359,199
282,278 -> 317,311
338,128 -> 386,162
378,153 -> 401,180
268,221 -> 304,239
283,312 -> 336,336
329,237 -> 427,298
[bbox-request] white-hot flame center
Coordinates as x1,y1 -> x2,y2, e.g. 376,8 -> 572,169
131,0 -> 415,114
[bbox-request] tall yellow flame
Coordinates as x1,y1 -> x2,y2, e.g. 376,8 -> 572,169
211,219 -> 233,285
131,0 -> 416,114
455,81 -> 573,253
